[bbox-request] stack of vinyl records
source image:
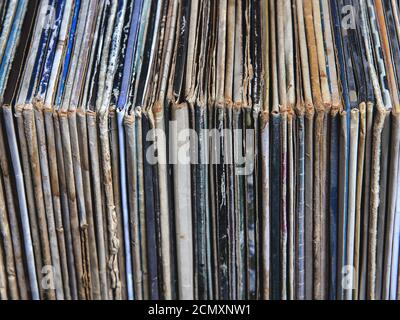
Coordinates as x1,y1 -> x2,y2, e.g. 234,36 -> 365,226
1,0 -> 400,301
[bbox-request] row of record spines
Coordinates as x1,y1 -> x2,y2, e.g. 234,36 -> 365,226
1,0 -> 400,300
